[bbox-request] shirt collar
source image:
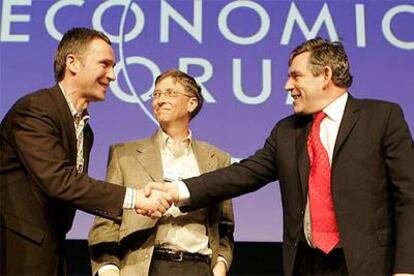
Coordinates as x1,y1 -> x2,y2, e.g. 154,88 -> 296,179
322,92 -> 348,122
59,83 -> 90,122
158,128 -> 192,152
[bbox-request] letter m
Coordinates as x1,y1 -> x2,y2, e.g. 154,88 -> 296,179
281,2 -> 338,45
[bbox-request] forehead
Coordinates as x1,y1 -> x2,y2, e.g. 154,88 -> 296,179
289,52 -> 311,73
155,76 -> 184,89
84,38 -> 115,61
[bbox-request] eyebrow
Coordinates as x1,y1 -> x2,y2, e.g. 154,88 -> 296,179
288,70 -> 299,77
101,58 -> 116,67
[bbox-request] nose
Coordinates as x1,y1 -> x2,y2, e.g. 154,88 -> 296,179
284,77 -> 293,92
107,67 -> 116,82
153,93 -> 167,105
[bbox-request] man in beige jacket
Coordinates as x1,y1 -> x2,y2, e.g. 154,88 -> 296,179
88,69 -> 234,276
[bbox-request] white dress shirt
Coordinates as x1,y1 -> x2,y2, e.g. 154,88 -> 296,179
155,129 -> 212,256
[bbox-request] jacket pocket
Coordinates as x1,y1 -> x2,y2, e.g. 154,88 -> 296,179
1,212 -> 45,244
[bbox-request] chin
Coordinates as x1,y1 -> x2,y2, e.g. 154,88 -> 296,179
156,115 -> 170,123
292,107 -> 302,114
91,91 -> 106,102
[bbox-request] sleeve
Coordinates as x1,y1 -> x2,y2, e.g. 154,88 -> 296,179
183,124 -> 280,210
10,98 -> 125,219
216,152 -> 235,269
88,145 -> 124,275
383,104 -> 414,273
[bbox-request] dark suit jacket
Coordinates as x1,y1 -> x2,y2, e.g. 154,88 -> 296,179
183,95 -> 414,275
0,85 -> 126,274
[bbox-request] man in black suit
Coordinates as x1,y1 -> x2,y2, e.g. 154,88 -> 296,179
0,27 -> 171,275
146,38 -> 414,275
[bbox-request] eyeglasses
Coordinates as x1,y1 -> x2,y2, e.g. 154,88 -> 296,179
150,89 -> 193,99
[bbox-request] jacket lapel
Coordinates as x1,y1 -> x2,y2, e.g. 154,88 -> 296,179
333,95 -> 360,160
50,85 -> 78,163
193,141 -> 217,174
295,115 -> 313,200
134,134 -> 164,183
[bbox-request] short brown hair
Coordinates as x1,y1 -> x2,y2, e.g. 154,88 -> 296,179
289,37 -> 353,88
155,69 -> 204,120
54,27 -> 111,82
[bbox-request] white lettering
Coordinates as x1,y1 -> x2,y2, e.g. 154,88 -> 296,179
355,4 -> 366,47
281,2 -> 338,45
1,0 -> 31,42
160,0 -> 202,43
45,0 -> 84,41
233,59 -> 271,105
382,5 -> 414,50
218,0 -> 269,45
111,57 -> 161,124
111,57 -> 161,103
93,0 -> 144,43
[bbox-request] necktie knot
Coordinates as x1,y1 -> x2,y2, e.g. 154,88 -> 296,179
313,111 -> 326,125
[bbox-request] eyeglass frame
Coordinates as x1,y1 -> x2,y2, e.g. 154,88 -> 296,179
150,89 -> 195,99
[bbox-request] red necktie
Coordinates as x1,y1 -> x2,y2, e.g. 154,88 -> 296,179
307,111 -> 340,254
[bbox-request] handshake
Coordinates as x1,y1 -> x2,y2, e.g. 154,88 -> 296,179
134,182 -> 180,218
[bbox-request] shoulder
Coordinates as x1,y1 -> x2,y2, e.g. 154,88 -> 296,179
194,140 -> 230,159
109,138 -> 153,154
9,87 -> 55,113
353,97 -> 401,111
350,97 -> 405,124
1,86 -> 63,129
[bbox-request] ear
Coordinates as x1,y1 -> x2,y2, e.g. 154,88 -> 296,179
65,54 -> 80,75
323,66 -> 333,86
187,97 -> 198,113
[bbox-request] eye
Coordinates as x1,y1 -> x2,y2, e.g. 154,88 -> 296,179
101,61 -> 111,68
166,89 -> 176,97
291,73 -> 299,81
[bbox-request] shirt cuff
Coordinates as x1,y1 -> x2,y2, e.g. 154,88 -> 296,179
217,256 -> 229,271
98,264 -> 119,275
122,187 -> 136,209
174,180 -> 190,206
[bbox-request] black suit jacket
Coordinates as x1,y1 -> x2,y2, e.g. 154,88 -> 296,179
183,95 -> 414,275
0,85 -> 126,274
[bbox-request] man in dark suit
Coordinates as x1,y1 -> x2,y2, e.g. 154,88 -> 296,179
146,38 -> 414,275
0,27 -> 171,275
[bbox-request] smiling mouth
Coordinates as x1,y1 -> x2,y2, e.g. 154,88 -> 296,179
291,94 -> 301,100
157,108 -> 171,112
99,82 -> 108,89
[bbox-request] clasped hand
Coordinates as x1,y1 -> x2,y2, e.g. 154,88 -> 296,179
134,182 -> 179,218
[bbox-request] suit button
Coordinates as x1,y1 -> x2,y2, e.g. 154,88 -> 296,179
145,254 -> 149,259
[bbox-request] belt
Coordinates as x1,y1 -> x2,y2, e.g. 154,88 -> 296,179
153,247 -> 211,264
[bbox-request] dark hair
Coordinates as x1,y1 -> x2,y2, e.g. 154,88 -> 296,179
289,37 -> 353,88
155,69 -> 204,120
54,27 -> 111,82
